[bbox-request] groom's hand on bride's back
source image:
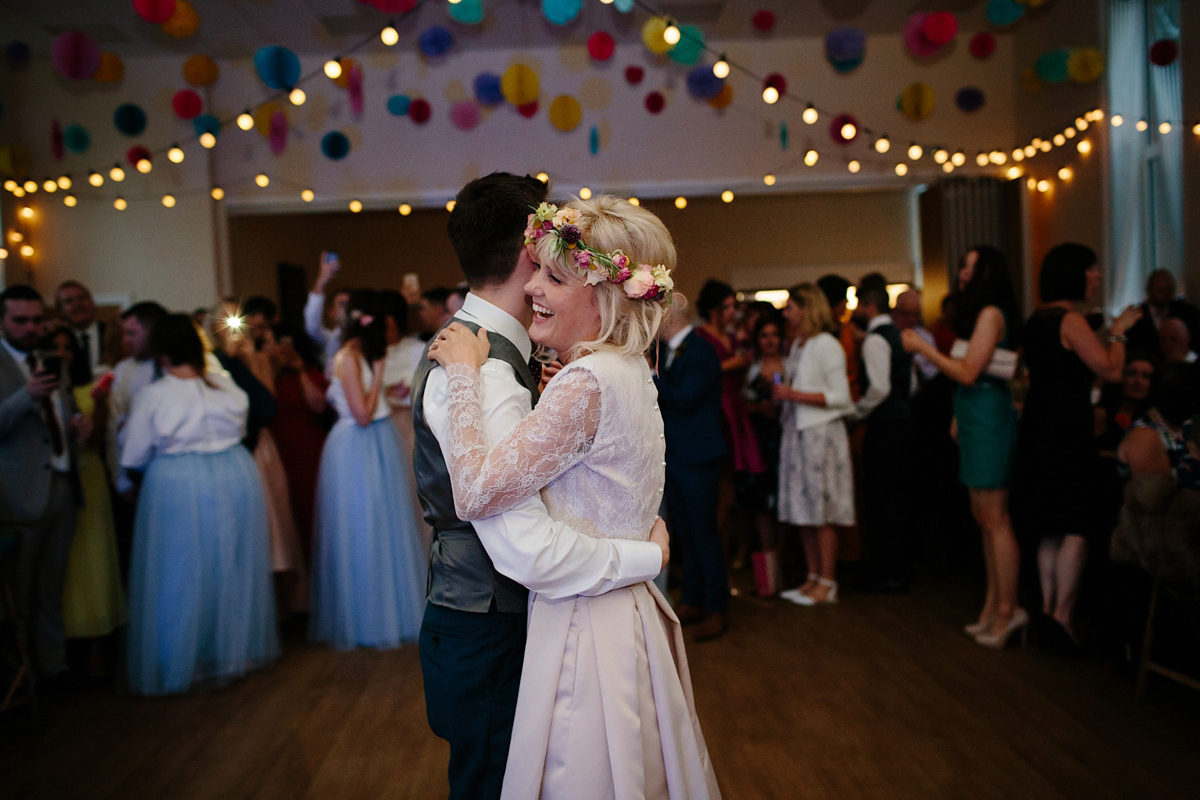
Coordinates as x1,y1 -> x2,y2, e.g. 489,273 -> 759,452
649,516 -> 670,571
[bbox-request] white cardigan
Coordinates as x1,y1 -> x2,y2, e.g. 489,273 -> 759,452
784,332 -> 853,431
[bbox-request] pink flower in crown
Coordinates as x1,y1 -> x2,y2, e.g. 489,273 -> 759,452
610,251 -> 632,283
622,267 -> 656,299
612,265 -> 632,284
575,250 -> 592,269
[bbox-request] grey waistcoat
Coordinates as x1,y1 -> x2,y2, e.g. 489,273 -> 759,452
410,320 -> 538,614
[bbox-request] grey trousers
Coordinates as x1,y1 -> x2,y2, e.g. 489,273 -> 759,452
13,473 -> 77,675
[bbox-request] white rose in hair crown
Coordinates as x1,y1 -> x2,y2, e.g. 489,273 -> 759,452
524,203 -> 674,303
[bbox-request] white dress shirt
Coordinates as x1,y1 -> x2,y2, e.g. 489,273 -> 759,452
422,292 -> 662,599
304,292 -> 342,375
120,371 -> 249,469
663,324 -> 693,371
854,314 -> 919,420
108,357 -> 159,492
2,337 -> 70,473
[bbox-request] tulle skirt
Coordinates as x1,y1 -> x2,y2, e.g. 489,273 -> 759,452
310,418 -> 427,650
126,446 -> 279,696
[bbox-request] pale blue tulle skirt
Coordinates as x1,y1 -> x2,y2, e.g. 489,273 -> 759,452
310,418 -> 427,650
127,446 -> 280,696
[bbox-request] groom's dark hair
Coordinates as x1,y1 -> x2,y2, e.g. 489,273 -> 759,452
447,172 -> 549,290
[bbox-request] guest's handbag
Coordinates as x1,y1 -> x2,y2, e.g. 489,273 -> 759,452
752,549 -> 783,597
950,339 -> 1019,381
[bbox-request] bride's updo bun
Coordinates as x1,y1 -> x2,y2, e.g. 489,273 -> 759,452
532,194 -> 676,361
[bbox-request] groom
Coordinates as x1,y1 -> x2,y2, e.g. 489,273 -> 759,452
412,173 -> 667,800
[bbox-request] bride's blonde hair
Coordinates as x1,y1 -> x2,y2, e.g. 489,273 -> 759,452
532,195 -> 676,361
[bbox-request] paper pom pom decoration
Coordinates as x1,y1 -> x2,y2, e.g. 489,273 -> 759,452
269,111 -> 288,155
161,0 -> 199,38
1035,49 -> 1070,83
548,95 -> 582,132
825,27 -> 866,73
332,58 -> 359,89
93,52 -> 124,82
969,32 -> 996,60
922,12 -> 957,46
0,145 -> 30,178
387,94 -> 412,116
409,98 -> 432,124
51,120 -> 64,161
192,114 -> 219,137
903,14 -> 943,58
451,101 -> 482,131
588,32 -> 616,61
763,72 -> 787,96
5,41 -> 31,69
321,131 -> 351,159
644,91 -> 665,114
62,124 -> 91,154
474,73 -> 504,106
52,31 -> 102,81
590,126 -> 599,155
172,89 -> 202,119
625,65 -> 644,85
1021,67 -> 1041,93
347,64 -> 364,116
113,103 -> 147,136
708,83 -> 733,109
686,66 -> 725,100
126,145 -> 152,168
517,101 -> 539,118
830,113 -> 858,144
780,121 -> 789,151
542,0 -> 582,25
133,0 -> 176,24
183,54 -> 218,86
254,104 -> 283,136
642,18 -> 672,55
898,82 -> 936,121
418,26 -> 454,58
752,10 -> 776,32
448,0 -> 484,25
669,25 -> 705,66
614,0 -> 633,11
955,87 -> 986,113
502,64 -> 539,106
1068,47 -> 1105,83
986,0 -> 1024,27
360,0 -> 416,11
255,46 -> 301,90
1149,39 -> 1178,67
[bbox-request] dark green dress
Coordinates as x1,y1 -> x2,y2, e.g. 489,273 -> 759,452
952,313 -> 1019,489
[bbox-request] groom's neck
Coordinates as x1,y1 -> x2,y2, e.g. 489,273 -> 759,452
471,279 -> 533,329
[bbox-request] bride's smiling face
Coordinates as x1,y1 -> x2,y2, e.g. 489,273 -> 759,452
524,251 -> 602,357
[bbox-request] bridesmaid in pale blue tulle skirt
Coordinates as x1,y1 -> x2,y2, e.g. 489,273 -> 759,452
120,314 -> 279,695
310,290 -> 426,650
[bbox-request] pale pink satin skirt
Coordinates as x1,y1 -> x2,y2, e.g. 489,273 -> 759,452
254,428 -> 308,612
502,582 -> 721,800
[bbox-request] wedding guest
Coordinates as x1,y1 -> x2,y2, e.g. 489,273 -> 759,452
1159,318 -> 1196,364
304,250 -> 351,372
267,323 -> 329,565
1124,269 -> 1200,361
818,274 -> 858,399
741,313 -> 787,595
1096,354 -> 1156,457
310,289 -> 426,649
0,286 -> 88,687
1116,362 -> 1200,486
775,284 -> 855,606
417,288 -> 453,340
1011,243 -> 1142,648
42,327 -> 125,672
902,246 -> 1025,648
120,314 -> 278,695
54,280 -> 108,377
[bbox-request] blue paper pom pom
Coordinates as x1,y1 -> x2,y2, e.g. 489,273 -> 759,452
686,66 -> 725,100
613,0 -> 633,12
986,0 -> 1024,27
825,27 -> 866,73
418,26 -> 455,58
387,94 -> 412,116
193,114 -> 220,136
542,0 -> 583,25
62,124 -> 91,154
5,41 -> 31,68
473,73 -> 504,106
589,126 -> 599,155
321,131 -> 351,160
955,87 -> 986,113
254,46 -> 301,90
113,103 -> 147,136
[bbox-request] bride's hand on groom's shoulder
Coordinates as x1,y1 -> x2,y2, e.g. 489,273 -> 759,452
650,516 -> 670,571
428,322 -> 491,369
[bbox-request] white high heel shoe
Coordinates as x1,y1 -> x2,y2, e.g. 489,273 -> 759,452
790,577 -> 838,606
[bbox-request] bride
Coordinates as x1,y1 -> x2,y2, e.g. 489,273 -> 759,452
429,196 -> 721,800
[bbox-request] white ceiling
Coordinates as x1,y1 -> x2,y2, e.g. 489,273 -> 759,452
0,0 -> 989,60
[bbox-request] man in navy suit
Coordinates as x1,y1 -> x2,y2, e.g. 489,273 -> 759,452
655,296 -> 730,641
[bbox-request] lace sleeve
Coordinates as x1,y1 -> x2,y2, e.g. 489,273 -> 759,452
444,362 -> 601,520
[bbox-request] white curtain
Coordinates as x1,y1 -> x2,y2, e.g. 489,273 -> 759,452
1107,0 -> 1184,313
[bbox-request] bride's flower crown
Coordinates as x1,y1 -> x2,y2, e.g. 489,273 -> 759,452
523,202 -> 674,303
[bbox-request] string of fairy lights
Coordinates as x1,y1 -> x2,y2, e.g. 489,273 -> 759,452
3,0 -> 1199,267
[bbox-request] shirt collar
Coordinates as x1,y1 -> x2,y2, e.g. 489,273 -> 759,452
667,324 -> 693,352
867,314 -> 894,332
1,337 -> 29,364
456,293 -> 533,362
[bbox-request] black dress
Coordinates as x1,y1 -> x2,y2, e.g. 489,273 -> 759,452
1013,307 -> 1102,541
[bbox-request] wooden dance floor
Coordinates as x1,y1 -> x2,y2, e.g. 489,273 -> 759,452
3,575 -> 1199,799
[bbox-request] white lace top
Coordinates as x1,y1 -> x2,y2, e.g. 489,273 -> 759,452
444,350 -> 665,542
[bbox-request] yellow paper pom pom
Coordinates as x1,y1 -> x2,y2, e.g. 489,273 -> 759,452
501,63 -> 539,106
899,82 -> 936,122
93,52 -> 124,83
548,95 -> 582,132
642,17 -> 673,55
1067,47 -> 1105,83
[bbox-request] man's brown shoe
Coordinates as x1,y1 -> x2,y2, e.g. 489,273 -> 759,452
692,613 -> 727,642
674,604 -> 706,626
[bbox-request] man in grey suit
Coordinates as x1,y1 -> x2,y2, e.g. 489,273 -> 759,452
0,285 -> 84,685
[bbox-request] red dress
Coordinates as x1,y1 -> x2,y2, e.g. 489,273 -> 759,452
269,366 -> 329,564
695,327 -> 765,474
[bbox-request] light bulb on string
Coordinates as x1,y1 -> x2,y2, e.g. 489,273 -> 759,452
674,196 -> 687,209
763,173 -> 776,186
1012,149 -> 1025,162
162,194 -> 176,208
721,190 -> 734,203
136,158 -> 152,174
20,244 -> 33,258
168,145 -> 185,163
874,135 -> 890,154
1136,119 -> 1148,132
627,197 -> 639,206
324,59 -> 342,80
1037,180 -> 1051,193
663,20 -> 681,46
951,151 -> 966,167
942,162 -> 954,174
895,163 -> 908,176
0,248 -> 6,259
1027,176 -> 1038,190
990,150 -> 1007,165
23,180 -> 37,193
8,231 -> 22,244
110,164 -> 125,182
289,87 -> 306,106
1159,121 -> 1171,134
1024,145 -> 1036,158
1076,117 -> 1088,131
802,104 -> 818,124
399,204 -> 412,215
381,23 -> 399,46
211,187 -> 225,200
1077,139 -> 1092,154
301,189 -> 314,202
840,121 -> 857,140
933,148 -> 948,164
1053,133 -> 1066,147
114,197 -> 127,210
1058,166 -> 1073,181
535,172 -> 549,183
445,200 -> 456,212
1039,140 -> 1052,152
43,179 -> 57,193
1006,166 -> 1022,180
237,110 -> 254,130
2,180 -> 14,192
804,149 -> 818,166
199,132 -> 217,148
579,187 -> 592,200
1111,114 -> 1124,127
19,206 -> 33,219
976,152 -> 989,166
255,173 -> 269,188
762,86 -> 779,104
712,54 -> 730,79
1193,122 -> 1200,136
349,200 -> 363,213
847,160 -> 861,174
1064,127 -> 1076,139
907,143 -> 922,160
88,171 -> 103,187
12,186 -> 24,197
63,194 -> 77,207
